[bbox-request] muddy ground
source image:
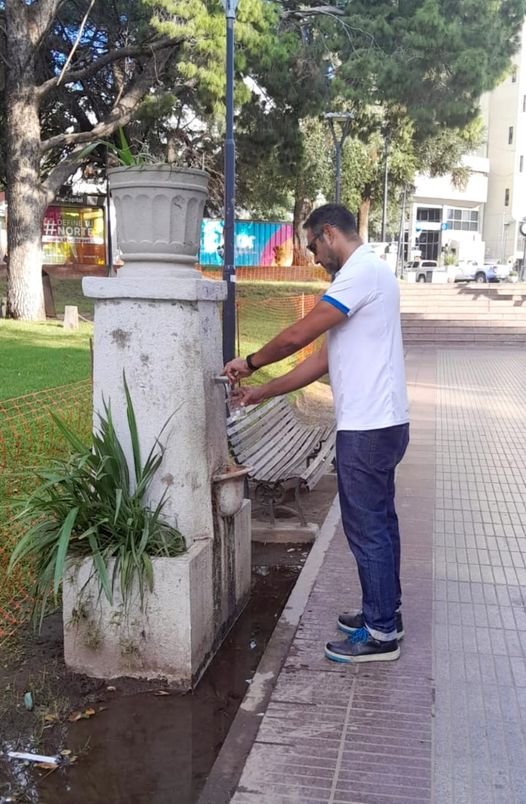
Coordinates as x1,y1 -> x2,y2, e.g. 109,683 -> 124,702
0,473 -> 337,804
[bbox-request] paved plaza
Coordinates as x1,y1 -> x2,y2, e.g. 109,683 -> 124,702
230,348 -> 526,804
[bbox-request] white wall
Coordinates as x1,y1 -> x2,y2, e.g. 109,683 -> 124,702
483,21 -> 526,260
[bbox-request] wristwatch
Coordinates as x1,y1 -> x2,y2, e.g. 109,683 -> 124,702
246,353 -> 258,372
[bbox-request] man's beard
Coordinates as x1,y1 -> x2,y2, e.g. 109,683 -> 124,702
322,252 -> 342,278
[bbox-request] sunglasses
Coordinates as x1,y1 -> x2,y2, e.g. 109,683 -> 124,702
307,232 -> 323,256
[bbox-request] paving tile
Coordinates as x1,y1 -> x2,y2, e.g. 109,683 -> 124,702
233,350 -> 526,804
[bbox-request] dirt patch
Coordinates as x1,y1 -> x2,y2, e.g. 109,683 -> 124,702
0,475 -> 337,804
292,380 -> 334,426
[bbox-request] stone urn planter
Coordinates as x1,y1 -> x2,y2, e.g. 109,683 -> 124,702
108,165 -> 208,277
212,465 -> 251,518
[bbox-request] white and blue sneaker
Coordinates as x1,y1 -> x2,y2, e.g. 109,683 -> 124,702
325,627 -> 400,664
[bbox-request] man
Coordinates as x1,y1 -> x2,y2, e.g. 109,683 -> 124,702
224,204 -> 409,663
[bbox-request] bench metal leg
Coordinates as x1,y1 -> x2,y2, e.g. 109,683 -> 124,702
253,480 -> 307,527
294,481 -> 307,527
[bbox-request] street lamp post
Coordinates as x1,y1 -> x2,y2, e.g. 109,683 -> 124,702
381,134 -> 389,242
324,113 -> 353,204
221,0 -> 239,364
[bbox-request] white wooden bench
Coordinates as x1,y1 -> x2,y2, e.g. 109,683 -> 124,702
226,396 -> 336,525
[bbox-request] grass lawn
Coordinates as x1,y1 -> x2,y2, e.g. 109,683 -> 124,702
0,320 -> 92,400
0,276 -> 327,399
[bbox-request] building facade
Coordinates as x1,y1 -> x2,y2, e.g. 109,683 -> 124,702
409,156 -> 489,264
481,22 -> 526,263
408,21 -> 526,268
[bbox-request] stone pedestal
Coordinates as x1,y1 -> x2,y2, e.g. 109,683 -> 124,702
75,273 -> 251,687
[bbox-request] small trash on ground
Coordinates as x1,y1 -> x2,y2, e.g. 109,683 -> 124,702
255,566 -> 269,576
249,640 -> 257,649
106,685 -> 117,691
153,690 -> 170,696
23,692 -> 33,711
7,751 -> 60,765
68,707 -> 96,722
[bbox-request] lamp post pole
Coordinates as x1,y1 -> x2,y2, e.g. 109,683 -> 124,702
381,134 -> 389,242
221,0 -> 239,363
324,113 -> 353,204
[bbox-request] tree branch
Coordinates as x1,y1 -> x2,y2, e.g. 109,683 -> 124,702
282,6 -> 345,19
42,55 -> 197,199
27,0 -> 68,46
37,37 -> 180,99
57,0 -> 95,86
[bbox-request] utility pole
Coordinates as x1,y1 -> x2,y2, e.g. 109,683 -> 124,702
396,185 -> 408,277
221,0 -> 239,363
324,113 -> 353,204
381,134 -> 389,242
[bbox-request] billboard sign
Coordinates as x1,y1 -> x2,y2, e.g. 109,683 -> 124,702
42,203 -> 106,268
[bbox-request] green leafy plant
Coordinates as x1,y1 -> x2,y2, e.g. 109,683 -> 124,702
79,127 -> 160,167
9,377 -> 185,626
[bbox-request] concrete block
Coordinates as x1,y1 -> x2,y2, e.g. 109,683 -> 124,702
251,519 -> 319,544
63,541 -> 214,688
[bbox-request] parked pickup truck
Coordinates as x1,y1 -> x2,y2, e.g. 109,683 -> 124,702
406,260 -> 439,283
453,261 -> 499,283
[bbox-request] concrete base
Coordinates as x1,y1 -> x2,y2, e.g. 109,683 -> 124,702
251,519 -> 319,544
63,500 -> 251,690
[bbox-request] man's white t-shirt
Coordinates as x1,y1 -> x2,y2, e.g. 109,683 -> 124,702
321,244 -> 409,432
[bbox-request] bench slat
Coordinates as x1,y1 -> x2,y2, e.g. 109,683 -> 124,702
248,424 -> 316,481
226,397 -> 288,437
300,440 -> 336,488
266,427 -> 324,481
228,407 -> 296,454
235,420 -> 305,476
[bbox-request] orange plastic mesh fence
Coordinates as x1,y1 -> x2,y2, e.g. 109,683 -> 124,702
200,264 -> 328,283
236,293 -> 322,364
0,379 -> 92,643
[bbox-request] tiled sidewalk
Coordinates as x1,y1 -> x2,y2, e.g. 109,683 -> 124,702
231,349 -> 526,804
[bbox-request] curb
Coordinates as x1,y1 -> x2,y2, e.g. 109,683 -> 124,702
197,492 -> 341,804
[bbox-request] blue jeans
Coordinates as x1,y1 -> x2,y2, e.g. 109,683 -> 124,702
336,424 -> 410,641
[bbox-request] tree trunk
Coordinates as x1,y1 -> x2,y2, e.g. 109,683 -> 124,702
5,2 -> 47,320
292,178 -> 313,265
358,197 -> 371,242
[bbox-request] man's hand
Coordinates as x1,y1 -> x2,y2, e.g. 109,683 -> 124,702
224,357 -> 252,383
230,384 -> 268,407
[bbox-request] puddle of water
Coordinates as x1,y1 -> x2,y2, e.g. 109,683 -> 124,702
8,545 -> 306,804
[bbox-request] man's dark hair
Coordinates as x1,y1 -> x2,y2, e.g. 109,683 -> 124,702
303,204 -> 358,236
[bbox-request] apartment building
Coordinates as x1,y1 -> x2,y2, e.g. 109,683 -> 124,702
481,22 -> 526,263
408,21 -> 526,267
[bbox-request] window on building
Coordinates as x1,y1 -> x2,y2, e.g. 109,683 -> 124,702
523,95 -> 526,113
505,189 -> 510,206
416,207 -> 441,223
417,231 -> 440,261
509,126 -> 514,145
446,208 -> 480,232
520,156 -> 524,173
512,68 -> 518,83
